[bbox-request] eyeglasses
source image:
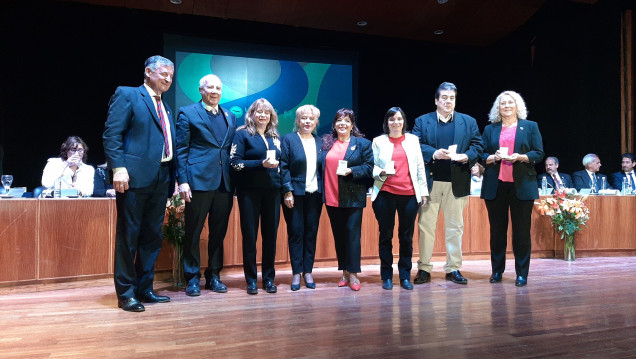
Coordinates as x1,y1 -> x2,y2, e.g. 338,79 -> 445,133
69,148 -> 85,154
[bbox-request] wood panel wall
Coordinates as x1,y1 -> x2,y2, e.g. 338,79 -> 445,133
2,195 -> 635,285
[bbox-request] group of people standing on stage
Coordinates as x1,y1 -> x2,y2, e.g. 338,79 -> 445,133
102,55 -> 544,312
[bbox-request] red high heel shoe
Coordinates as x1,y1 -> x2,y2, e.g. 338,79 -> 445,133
338,271 -> 349,287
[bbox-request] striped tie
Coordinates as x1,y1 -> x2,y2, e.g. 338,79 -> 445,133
154,96 -> 170,158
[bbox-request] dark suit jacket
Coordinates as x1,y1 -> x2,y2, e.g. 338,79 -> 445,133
103,85 -> 176,195
280,132 -> 323,195
536,172 -> 573,189
230,129 -> 282,190
176,102 -> 236,192
609,171 -> 633,190
480,120 -> 544,201
320,136 -> 373,208
92,166 -> 113,197
572,170 -> 609,191
411,111 -> 484,197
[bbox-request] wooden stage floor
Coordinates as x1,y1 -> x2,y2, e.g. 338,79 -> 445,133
1,257 -> 636,358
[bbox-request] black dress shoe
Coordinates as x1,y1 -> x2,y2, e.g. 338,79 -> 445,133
400,279 -> 414,290
246,282 -> 258,295
515,276 -> 527,287
264,281 -> 277,293
445,270 -> 468,284
413,270 -> 431,284
207,278 -> 228,293
118,297 -> 145,312
489,273 -> 503,283
185,280 -> 201,297
140,291 -> 171,303
382,279 -> 393,290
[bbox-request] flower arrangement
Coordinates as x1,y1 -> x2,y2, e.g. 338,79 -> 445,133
536,189 -> 590,260
162,191 -> 185,285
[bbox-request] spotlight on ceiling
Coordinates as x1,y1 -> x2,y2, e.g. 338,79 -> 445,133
437,0 -> 448,4
356,21 -> 368,27
169,0 -> 182,4
433,29 -> 445,35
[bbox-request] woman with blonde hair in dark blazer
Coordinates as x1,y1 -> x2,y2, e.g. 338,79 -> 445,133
230,98 -> 282,295
481,91 -> 544,287
280,105 -> 323,291
371,107 -> 428,290
321,108 -> 373,291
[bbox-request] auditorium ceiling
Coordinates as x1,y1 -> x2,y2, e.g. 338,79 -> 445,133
61,0 -> 599,45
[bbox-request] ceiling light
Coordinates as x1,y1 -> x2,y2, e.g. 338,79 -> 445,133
356,21 -> 368,27
169,0 -> 182,4
437,0 -> 448,4
433,29 -> 444,35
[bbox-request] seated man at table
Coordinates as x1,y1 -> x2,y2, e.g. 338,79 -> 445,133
537,156 -> 572,191
609,153 -> 636,192
572,153 -> 609,192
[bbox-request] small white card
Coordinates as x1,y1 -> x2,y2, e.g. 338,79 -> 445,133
384,161 -> 396,175
499,147 -> 509,157
448,144 -> 462,161
266,150 -> 276,161
336,160 -> 348,175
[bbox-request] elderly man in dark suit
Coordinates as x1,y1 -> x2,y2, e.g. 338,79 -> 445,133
609,153 -> 636,192
103,55 -> 176,312
176,74 -> 237,297
411,82 -> 484,285
572,153 -> 609,192
537,156 -> 573,190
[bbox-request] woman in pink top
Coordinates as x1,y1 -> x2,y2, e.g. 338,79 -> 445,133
370,107 -> 428,290
480,91 -> 544,287
320,108 -> 373,291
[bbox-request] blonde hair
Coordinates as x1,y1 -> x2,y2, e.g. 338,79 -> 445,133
239,98 -> 280,138
293,105 -> 321,132
488,90 -> 528,123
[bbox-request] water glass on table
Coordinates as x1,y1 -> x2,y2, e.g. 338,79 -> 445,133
1,174 -> 13,194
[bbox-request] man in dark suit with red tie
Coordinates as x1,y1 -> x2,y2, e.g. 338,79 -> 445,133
103,55 -> 176,312
609,153 -> 636,192
537,156 -> 573,190
176,74 -> 237,297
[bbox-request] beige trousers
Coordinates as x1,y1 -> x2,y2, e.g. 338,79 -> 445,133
417,181 -> 467,273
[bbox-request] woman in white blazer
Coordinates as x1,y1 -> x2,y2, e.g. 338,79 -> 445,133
371,107 -> 428,290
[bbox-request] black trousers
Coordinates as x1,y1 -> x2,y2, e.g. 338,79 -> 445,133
183,189 -> 233,283
282,191 -> 322,275
114,165 -> 170,301
484,181 -> 534,277
237,187 -> 280,284
326,206 -> 363,273
372,191 -> 419,280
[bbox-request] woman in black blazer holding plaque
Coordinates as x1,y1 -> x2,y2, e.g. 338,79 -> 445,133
230,98 -> 282,295
321,108 -> 373,291
480,91 -> 544,287
280,105 -> 323,291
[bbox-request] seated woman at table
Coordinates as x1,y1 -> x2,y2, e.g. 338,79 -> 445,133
470,163 -> 485,196
93,163 -> 116,197
41,136 -> 94,197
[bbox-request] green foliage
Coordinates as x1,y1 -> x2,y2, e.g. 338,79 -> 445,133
162,193 -> 185,247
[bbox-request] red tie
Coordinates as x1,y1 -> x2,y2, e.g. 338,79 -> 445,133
154,96 -> 170,158
553,174 -> 562,189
